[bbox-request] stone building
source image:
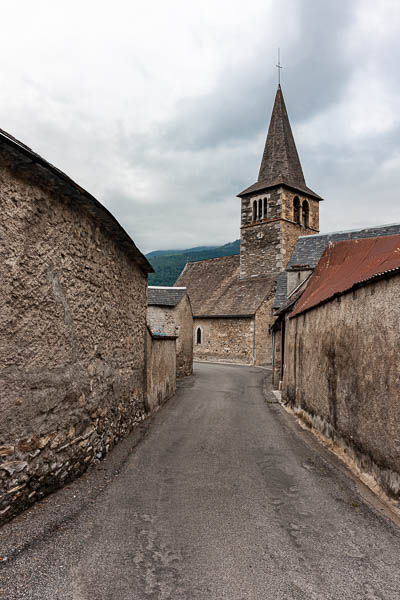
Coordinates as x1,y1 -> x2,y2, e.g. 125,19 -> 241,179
146,328 -> 177,413
271,222 -> 400,387
177,255 -> 276,364
176,85 -> 321,364
278,234 -> 400,499
147,286 -> 193,377
0,127 -> 153,524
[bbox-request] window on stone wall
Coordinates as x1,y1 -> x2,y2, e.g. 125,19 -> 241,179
293,196 -> 300,224
258,199 -> 262,220
302,200 -> 309,228
196,327 -> 202,344
263,198 -> 268,218
252,201 -> 257,222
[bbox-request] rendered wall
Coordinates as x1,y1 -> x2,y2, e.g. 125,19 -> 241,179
146,331 -> 176,413
282,275 -> 400,498
0,164 -> 147,524
193,317 -> 253,364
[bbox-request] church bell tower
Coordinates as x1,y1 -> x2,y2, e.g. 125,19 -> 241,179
237,85 -> 322,279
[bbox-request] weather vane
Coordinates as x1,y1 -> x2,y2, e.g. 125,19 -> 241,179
276,48 -> 283,86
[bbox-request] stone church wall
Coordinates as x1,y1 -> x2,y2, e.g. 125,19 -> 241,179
240,187 -> 319,278
240,189 -> 283,278
282,274 -> 400,499
193,317 -> 253,364
280,189 -> 319,230
280,189 -> 319,269
0,164 -> 147,525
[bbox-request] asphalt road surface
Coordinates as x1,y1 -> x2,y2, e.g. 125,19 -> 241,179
2,362 -> 400,599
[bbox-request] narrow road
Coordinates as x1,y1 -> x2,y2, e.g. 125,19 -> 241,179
2,363 -> 400,599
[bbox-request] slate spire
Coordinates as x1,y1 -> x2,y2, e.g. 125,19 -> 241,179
258,85 -> 306,187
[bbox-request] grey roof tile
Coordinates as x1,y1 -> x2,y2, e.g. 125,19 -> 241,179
148,286 -> 187,307
273,222 -> 400,309
175,255 -> 276,317
238,86 -> 321,201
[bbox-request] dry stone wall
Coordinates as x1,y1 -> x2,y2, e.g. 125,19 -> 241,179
0,163 -> 147,525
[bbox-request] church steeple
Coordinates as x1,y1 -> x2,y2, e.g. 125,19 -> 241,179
258,85 -> 305,188
237,85 -> 322,280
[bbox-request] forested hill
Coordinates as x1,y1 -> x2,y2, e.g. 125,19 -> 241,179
147,240 -> 240,286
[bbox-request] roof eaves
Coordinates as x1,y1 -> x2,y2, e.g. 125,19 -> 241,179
0,129 -> 154,275
290,266 -> 400,319
237,179 -> 323,201
193,313 -> 254,319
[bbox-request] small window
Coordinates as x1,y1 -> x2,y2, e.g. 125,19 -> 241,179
258,199 -> 262,220
293,196 -> 300,224
196,327 -> 202,345
263,198 -> 268,218
302,200 -> 309,228
252,201 -> 257,221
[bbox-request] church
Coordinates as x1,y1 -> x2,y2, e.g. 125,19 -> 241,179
176,84 -> 321,365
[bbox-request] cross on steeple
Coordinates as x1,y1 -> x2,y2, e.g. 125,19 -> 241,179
276,48 -> 283,86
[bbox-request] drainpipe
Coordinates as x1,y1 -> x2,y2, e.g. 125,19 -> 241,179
252,316 -> 256,365
271,328 -> 275,383
280,316 -> 286,387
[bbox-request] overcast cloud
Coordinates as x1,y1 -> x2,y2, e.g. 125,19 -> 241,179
0,0 -> 399,253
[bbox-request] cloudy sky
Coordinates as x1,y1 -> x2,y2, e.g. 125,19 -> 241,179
1,0 -> 399,253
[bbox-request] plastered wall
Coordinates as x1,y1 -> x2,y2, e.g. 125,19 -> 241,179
282,275 -> 400,498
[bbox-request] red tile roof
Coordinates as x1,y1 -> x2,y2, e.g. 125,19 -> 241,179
290,234 -> 400,318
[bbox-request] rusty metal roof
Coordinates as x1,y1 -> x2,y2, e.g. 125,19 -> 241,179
273,222 -> 400,310
290,234 -> 400,318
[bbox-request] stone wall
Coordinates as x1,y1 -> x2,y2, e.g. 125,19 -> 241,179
240,188 -> 281,225
175,296 -> 194,377
272,327 -> 282,389
147,305 -> 176,337
280,188 -> 319,230
254,289 -> 276,365
193,317 -> 253,364
145,330 -> 176,413
240,188 -> 283,278
282,274 -> 400,498
240,187 -> 319,278
0,163 -> 147,525
147,296 -> 193,378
